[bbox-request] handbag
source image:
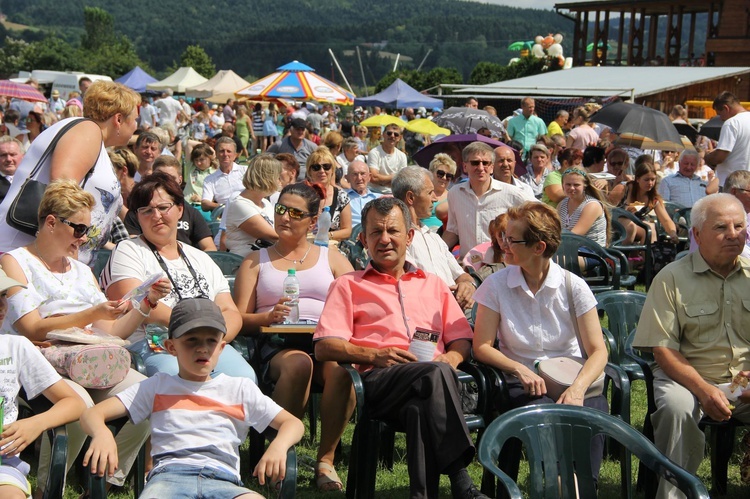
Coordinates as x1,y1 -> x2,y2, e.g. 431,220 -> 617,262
6,118 -> 97,235
535,271 -> 605,400
40,327 -> 131,389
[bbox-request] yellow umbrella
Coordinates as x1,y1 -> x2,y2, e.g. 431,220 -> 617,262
404,118 -> 451,137
359,115 -> 405,128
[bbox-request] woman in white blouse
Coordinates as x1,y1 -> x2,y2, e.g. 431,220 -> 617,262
472,201 -> 608,482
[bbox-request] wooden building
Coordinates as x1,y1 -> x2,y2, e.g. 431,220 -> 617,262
555,0 -> 750,98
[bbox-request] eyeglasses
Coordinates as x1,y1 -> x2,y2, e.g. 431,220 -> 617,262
275,203 -> 314,220
469,160 -> 492,167
136,202 -> 175,217
501,234 -> 529,246
608,161 -> 626,167
435,169 -> 455,180
57,217 -> 93,238
385,131 -> 401,138
309,163 -> 333,172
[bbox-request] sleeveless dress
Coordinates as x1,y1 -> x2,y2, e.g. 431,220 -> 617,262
558,195 -> 607,246
263,110 -> 278,137
0,117 -> 122,265
235,117 -> 250,149
252,109 -> 265,137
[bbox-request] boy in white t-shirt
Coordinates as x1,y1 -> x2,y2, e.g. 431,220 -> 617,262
81,298 -> 303,498
0,269 -> 86,498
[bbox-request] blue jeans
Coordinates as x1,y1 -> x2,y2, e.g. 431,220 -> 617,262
128,338 -> 258,383
141,465 -> 258,499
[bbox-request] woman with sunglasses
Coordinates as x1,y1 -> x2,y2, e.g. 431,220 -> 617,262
0,81 -> 141,266
224,154 -> 280,258
101,172 -> 257,382
306,147 -> 352,241
0,179 -> 170,494
234,181 -> 353,492
424,153 -> 456,231
605,147 -> 633,206
25,110 -> 46,144
472,201 -> 608,484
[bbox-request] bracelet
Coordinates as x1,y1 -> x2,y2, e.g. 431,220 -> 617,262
134,302 -> 151,318
145,297 -> 159,309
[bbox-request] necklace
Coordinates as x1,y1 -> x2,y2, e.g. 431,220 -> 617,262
270,243 -> 312,265
34,241 -> 67,285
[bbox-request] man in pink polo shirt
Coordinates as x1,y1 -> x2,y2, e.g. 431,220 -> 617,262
314,197 -> 487,499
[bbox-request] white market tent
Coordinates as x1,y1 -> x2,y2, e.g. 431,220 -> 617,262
147,67 -> 208,93
450,66 -> 750,101
185,69 -> 251,104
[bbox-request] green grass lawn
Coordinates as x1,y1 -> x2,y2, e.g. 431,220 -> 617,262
41,379 -> 748,498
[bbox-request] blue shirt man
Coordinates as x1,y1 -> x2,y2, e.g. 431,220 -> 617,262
345,160 -> 381,226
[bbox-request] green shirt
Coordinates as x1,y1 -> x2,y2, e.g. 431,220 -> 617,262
634,251 -> 750,384
541,170 -> 562,207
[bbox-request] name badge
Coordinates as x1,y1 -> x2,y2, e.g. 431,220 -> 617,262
408,328 -> 440,362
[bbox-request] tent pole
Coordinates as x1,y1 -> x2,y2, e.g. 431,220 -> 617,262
328,49 -> 355,96
356,46 -> 369,96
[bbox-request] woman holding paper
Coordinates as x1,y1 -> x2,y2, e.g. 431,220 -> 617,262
0,179 -> 171,494
101,172 -> 258,382
472,201 -> 608,481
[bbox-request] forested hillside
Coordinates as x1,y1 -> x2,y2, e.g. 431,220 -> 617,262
0,0 -> 572,82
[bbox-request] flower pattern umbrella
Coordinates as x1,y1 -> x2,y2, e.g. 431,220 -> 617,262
0,80 -> 47,102
236,61 -> 355,105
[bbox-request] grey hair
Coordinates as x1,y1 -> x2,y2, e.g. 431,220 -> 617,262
691,193 -> 744,230
0,135 -> 24,149
392,166 -> 431,202
462,141 -> 496,163
724,170 -> 750,192
361,197 -> 412,235
342,137 -> 359,150
678,149 -> 700,163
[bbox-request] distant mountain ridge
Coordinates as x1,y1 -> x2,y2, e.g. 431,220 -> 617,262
0,0 -> 572,82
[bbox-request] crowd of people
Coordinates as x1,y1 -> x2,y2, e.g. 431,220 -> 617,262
0,81 -> 749,499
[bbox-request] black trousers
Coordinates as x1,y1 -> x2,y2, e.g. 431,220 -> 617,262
361,362 -> 475,499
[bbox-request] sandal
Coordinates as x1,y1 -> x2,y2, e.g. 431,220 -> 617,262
315,461 -> 343,492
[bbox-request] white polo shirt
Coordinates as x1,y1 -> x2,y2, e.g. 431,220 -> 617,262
202,163 -> 248,206
407,224 -> 465,286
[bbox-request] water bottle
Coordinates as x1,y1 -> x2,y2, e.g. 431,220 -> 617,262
282,269 -> 300,324
314,207 -> 331,247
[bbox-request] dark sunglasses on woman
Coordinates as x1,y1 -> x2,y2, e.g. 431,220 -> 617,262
309,163 -> 332,172
57,217 -> 93,238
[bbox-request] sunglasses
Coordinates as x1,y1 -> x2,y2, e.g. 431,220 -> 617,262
309,163 -> 333,172
469,160 -> 492,167
136,202 -> 175,217
385,131 -> 401,138
435,169 -> 455,180
275,203 -> 314,220
57,216 -> 93,238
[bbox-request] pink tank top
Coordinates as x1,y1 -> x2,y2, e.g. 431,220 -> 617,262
255,246 -> 334,322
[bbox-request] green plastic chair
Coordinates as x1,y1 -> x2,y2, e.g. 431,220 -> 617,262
17,390 -> 68,499
478,405 -> 710,499
610,207 -> 654,289
206,251 -> 244,294
553,232 -> 622,293
338,224 -> 368,270
596,290 -> 647,382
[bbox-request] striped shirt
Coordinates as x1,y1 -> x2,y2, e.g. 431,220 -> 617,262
558,195 -> 607,246
446,179 -> 537,257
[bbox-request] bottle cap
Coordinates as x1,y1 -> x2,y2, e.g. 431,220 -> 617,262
287,268 -> 296,275
323,206 -> 330,213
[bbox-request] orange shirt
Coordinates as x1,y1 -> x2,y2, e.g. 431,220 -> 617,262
314,263 -> 473,370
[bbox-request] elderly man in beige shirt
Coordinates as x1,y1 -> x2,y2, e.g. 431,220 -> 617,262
634,193 -> 750,499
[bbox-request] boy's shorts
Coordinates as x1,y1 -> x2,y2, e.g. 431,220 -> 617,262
141,464 -> 262,499
0,461 -> 32,498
